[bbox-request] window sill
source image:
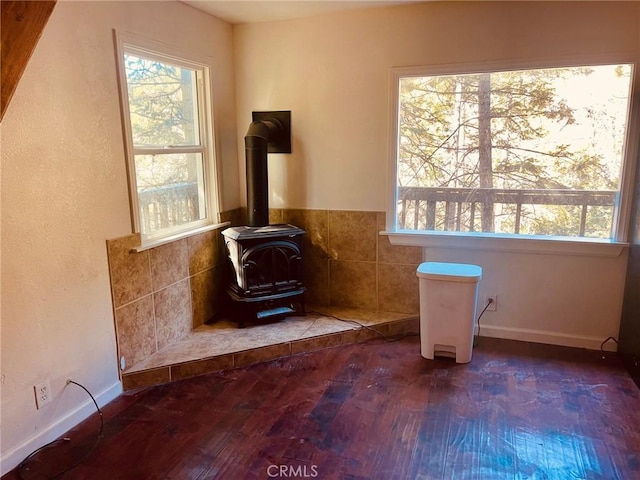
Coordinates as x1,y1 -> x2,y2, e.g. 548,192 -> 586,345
380,230 -> 628,257
132,222 -> 230,253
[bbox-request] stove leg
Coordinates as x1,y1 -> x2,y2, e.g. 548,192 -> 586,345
300,293 -> 306,316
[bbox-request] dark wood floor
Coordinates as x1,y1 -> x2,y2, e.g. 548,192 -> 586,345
6,336 -> 640,480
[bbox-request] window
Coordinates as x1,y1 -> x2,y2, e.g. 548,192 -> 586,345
116,35 -> 218,244
389,63 -> 635,244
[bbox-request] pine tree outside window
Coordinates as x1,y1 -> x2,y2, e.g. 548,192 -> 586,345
389,62 -> 635,244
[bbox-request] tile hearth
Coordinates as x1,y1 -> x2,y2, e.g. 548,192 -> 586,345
121,307 -> 419,391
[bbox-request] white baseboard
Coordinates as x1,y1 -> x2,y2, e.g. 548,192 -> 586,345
0,380 -> 122,476
479,324 -> 617,352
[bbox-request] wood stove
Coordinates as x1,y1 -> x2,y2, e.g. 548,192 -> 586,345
222,224 -> 305,325
222,111 -> 306,325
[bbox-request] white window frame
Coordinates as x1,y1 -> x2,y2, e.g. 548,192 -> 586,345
384,56 -> 640,257
114,31 -> 222,249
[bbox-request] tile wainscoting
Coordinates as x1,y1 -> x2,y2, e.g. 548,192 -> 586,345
106,208 -> 423,389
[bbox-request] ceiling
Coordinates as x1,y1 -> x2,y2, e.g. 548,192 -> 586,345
181,0 -> 421,24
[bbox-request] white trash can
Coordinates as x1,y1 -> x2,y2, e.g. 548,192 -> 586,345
417,262 -> 482,364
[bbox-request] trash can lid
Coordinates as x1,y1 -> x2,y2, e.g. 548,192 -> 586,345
416,262 -> 482,282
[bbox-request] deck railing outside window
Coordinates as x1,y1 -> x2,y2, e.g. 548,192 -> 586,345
138,182 -> 200,234
397,187 -> 616,238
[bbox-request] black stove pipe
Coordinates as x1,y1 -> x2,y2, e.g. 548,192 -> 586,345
245,118 -> 283,227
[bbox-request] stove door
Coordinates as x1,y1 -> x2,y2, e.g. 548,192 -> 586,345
241,240 -> 303,296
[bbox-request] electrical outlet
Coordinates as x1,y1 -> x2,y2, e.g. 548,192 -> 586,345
34,380 -> 52,409
484,295 -> 497,312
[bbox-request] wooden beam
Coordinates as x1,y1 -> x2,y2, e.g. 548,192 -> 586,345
1,0 -> 57,122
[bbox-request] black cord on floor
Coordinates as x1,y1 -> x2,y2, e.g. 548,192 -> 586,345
600,336 -> 619,358
307,310 -> 420,343
473,298 -> 493,348
18,380 -> 103,480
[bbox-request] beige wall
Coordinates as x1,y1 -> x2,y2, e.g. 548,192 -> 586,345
234,2 -> 639,348
0,1 -> 238,472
